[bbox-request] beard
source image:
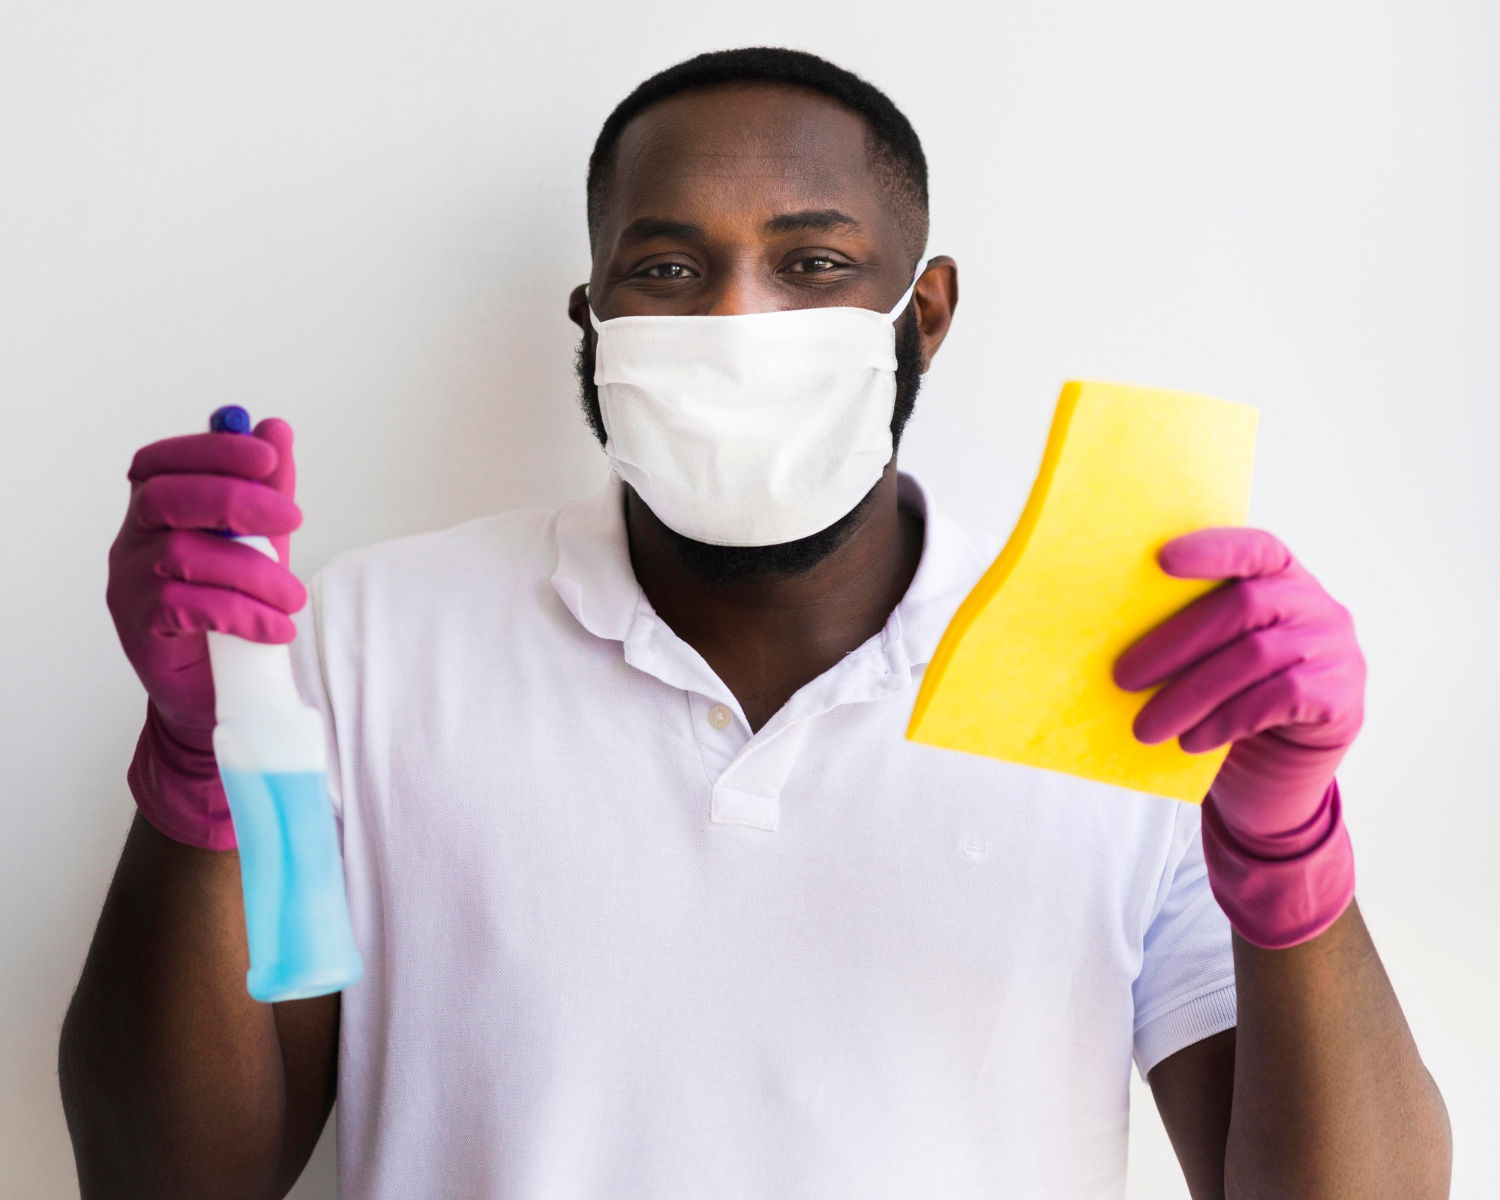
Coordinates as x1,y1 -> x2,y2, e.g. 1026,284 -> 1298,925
573,304 -> 926,587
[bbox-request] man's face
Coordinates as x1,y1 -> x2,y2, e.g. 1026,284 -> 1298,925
569,82 -> 927,583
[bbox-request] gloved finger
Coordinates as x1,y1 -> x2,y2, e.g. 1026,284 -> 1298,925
128,431 -> 279,484
149,579 -> 298,644
151,529 -> 308,613
1114,569 -> 1322,691
252,417 -> 296,500
1131,626 -> 1307,746
131,472 -> 303,536
1155,526 -> 1296,581
1178,660 -> 1341,753
252,418 -> 297,567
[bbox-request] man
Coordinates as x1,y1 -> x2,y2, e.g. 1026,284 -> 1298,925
63,46 -> 1450,1199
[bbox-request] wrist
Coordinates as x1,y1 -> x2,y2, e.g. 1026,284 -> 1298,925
127,705 -> 237,851
1209,774 -> 1339,858
1201,776 -> 1355,949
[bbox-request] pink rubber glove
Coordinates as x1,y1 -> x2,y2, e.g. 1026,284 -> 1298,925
106,416 -> 305,850
1112,527 -> 1364,948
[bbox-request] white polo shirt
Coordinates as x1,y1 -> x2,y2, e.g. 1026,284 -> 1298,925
289,471 -> 1238,1200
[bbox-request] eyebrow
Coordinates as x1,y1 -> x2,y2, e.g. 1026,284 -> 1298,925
618,208 -> 865,245
763,208 -> 864,236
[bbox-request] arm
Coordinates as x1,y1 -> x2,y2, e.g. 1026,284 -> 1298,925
1115,527 -> 1451,1198
59,812 -> 338,1199
1148,900 -> 1451,1200
1224,899 -> 1449,1198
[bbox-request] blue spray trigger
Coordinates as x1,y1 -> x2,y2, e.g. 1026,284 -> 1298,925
210,405 -> 253,434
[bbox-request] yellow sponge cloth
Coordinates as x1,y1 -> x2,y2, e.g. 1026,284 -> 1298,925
907,379 -> 1258,803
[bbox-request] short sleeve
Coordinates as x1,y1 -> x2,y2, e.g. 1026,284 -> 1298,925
1131,802 -> 1238,1080
288,565 -> 346,837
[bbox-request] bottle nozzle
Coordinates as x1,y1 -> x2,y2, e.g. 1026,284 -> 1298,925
210,404 -> 253,435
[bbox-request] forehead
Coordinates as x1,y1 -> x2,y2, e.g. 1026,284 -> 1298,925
599,83 -> 894,242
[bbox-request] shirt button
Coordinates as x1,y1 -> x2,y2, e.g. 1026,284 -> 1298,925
707,704 -> 732,730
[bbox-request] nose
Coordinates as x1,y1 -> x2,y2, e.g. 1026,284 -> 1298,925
701,269 -> 788,317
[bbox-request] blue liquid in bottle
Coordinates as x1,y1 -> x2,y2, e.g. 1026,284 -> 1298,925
220,768 -> 364,1002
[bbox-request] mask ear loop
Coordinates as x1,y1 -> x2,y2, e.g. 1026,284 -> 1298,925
886,255 -> 928,322
582,285 -> 605,334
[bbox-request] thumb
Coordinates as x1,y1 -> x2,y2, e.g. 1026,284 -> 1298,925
252,417 -> 298,570
252,417 -> 296,500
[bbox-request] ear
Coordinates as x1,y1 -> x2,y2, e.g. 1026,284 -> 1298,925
913,255 -> 958,372
567,282 -> 592,336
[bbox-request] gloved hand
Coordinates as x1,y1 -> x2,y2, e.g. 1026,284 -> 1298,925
1112,527 -> 1363,948
107,415 -> 305,850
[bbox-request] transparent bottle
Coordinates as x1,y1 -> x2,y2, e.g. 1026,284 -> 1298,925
204,405 -> 363,1002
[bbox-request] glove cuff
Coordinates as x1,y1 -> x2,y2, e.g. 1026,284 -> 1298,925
1201,776 -> 1355,950
126,705 -> 238,851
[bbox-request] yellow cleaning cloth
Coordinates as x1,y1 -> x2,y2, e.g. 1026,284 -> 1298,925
907,379 -> 1258,803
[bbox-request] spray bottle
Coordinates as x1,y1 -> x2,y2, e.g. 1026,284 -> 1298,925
205,404 -> 363,1002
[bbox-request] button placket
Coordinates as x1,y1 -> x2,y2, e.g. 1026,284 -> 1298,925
697,628 -> 914,833
690,693 -> 747,782
710,718 -> 815,832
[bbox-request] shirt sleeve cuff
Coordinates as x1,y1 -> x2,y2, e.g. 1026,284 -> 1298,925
1133,980 -> 1238,1081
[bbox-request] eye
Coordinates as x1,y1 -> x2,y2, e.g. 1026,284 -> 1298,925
638,262 -> 697,280
786,256 -> 841,274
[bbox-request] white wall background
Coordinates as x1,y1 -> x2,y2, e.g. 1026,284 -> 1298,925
3,2 -> 1496,1196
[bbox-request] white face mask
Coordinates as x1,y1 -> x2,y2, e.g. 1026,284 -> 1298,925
586,258 -> 926,547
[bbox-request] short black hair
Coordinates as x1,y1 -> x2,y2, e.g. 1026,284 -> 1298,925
585,46 -> 929,264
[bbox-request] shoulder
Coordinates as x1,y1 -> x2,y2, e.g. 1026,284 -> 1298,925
298,500 -> 590,691
899,471 -> 1006,583
310,502 -> 563,608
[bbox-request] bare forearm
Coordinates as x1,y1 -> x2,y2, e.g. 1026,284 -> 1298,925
1224,899 -> 1451,1200
59,813 -> 288,1199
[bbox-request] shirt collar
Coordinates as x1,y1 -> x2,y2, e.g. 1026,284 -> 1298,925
550,469 -> 994,680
